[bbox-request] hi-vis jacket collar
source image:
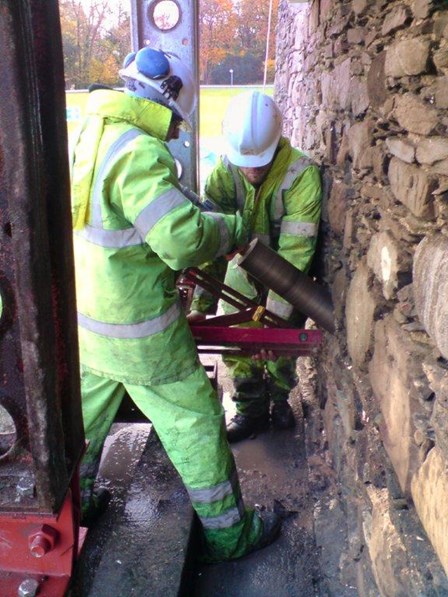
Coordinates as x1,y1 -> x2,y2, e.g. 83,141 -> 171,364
71,89 -> 174,230
87,88 -> 173,141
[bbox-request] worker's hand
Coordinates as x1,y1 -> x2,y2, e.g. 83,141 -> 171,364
187,310 -> 207,324
251,349 -> 278,362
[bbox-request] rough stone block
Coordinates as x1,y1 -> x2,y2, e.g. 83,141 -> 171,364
367,52 -> 387,108
431,396 -> 448,460
433,76 -> 448,108
343,210 -> 356,251
411,447 -> 448,576
423,358 -> 448,460
382,5 -> 411,36
412,0 -> 431,19
369,315 -> 430,492
346,263 -> 376,368
365,482 -> 448,595
416,136 -> 448,165
350,78 -> 369,116
432,159 -> 448,176
336,131 -> 350,167
388,157 -> 436,219
347,121 -> 374,170
309,0 -> 320,34
385,136 -> 416,164
323,387 -> 345,474
347,27 -> 365,45
353,0 -> 368,16
320,0 -> 332,21
433,46 -> 448,75
364,486 -> 411,595
394,93 -> 439,135
385,38 -> 431,78
335,378 -> 358,440
328,180 -> 351,234
321,58 -> 352,110
414,234 -> 448,359
371,144 -> 388,182
433,10 -> 448,37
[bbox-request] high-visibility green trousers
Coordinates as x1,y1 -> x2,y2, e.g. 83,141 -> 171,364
223,355 -> 297,417
79,364 -> 262,562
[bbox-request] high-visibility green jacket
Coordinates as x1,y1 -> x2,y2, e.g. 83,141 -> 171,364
71,89 -> 246,385
190,137 -> 322,320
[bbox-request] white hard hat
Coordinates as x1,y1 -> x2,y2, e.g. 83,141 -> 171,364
222,91 -> 283,167
119,47 -> 197,131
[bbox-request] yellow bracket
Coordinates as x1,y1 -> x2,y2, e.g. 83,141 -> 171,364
252,306 -> 265,322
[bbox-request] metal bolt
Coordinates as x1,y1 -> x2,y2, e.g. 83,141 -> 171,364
29,533 -> 52,558
16,475 -> 35,499
28,524 -> 58,558
17,578 -> 39,597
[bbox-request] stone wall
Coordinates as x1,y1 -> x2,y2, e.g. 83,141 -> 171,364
275,0 -> 448,593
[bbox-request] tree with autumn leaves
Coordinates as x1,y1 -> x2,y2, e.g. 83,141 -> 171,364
59,0 -> 278,89
200,0 -> 279,84
59,0 -> 130,88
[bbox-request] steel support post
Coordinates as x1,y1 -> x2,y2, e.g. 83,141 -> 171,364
0,1 -> 85,593
130,0 -> 200,192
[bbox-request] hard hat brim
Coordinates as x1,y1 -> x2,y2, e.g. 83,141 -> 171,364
224,138 -> 279,168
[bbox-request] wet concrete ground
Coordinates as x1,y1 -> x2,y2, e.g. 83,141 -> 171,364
70,356 -> 353,596
192,390 -> 321,597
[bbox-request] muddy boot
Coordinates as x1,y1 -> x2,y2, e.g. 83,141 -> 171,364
271,401 -> 295,430
226,413 -> 270,443
238,511 -> 282,559
254,511 -> 282,550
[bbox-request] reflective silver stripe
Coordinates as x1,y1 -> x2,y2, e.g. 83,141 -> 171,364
134,187 -> 188,238
75,224 -> 144,248
78,300 -> 181,339
187,470 -> 238,504
202,195 -> 220,212
198,499 -> 245,530
266,296 -> 293,319
272,156 -> 315,222
205,212 -> 231,257
224,157 -> 246,212
280,221 -> 317,237
252,232 -> 271,246
91,128 -> 144,226
188,479 -> 232,503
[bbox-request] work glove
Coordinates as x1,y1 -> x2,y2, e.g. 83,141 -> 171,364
187,310 -> 207,324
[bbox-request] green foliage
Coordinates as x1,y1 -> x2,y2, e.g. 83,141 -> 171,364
210,54 -> 264,85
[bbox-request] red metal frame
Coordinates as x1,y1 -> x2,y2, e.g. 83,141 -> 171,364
0,474 -> 86,596
183,267 -> 323,356
191,325 -> 322,356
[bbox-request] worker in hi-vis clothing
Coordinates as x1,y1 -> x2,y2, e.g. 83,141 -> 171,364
188,91 -> 322,443
70,47 -> 281,562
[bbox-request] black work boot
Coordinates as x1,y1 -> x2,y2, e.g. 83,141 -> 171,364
81,486 -> 112,527
271,401 -> 295,430
243,511 -> 282,558
257,511 -> 282,549
226,413 -> 269,443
